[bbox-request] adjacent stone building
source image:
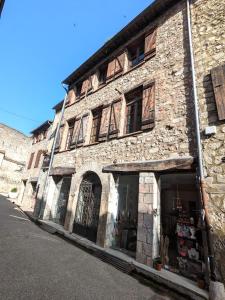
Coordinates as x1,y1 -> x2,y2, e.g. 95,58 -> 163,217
19,121 -> 52,215
31,0 -> 224,286
0,123 -> 30,194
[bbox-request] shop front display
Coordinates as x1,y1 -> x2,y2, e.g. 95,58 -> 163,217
160,173 -> 205,283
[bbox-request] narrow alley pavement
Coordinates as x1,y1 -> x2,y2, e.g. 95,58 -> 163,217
0,195 -> 183,300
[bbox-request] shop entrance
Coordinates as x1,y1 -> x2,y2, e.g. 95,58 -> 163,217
160,173 -> 204,280
112,174 -> 139,257
51,176 -> 71,226
73,172 -> 102,243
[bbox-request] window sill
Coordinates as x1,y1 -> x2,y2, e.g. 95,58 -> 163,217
118,131 -> 143,139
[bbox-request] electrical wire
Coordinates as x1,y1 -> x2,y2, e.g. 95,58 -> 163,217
0,106 -> 41,123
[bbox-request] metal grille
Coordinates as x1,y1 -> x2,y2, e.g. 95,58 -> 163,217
73,177 -> 101,242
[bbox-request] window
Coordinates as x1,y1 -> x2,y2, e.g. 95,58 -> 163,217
34,150 -> 42,168
127,36 -> 145,67
98,64 -> 108,86
76,76 -> 93,100
69,115 -> 89,148
125,83 -> 155,134
27,152 -> 35,169
125,87 -> 142,133
106,53 -> 125,80
127,29 -> 157,68
98,100 -> 122,141
65,119 -> 75,150
90,108 -> 102,143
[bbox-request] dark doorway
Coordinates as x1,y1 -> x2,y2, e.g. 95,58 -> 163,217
73,172 -> 102,243
112,174 -> 139,257
52,176 -> 72,226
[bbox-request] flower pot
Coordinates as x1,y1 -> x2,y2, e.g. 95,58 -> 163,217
197,279 -> 205,289
156,263 -> 162,271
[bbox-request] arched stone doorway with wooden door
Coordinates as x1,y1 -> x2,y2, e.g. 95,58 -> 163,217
73,172 -> 102,243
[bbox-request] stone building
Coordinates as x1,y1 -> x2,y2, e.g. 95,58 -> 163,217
39,0 -> 225,286
0,123 -> 30,194
19,120 -> 52,215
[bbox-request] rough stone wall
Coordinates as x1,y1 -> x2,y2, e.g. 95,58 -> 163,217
191,0 -> 225,282
0,123 -> 31,193
49,1 -> 198,247
21,126 -> 52,210
53,1 -> 195,171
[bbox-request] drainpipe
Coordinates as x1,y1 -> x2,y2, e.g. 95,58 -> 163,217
186,0 -> 217,282
39,84 -> 68,219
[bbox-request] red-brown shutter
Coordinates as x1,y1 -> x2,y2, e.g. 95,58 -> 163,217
211,64 -> 225,120
34,150 -> 42,168
142,84 -> 155,130
145,29 -> 157,55
114,53 -> 125,75
81,77 -> 92,95
27,152 -> 35,169
99,105 -> 111,140
106,53 -> 125,79
106,60 -> 116,79
109,100 -> 122,136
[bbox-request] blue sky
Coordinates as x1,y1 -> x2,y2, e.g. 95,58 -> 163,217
0,0 -> 153,135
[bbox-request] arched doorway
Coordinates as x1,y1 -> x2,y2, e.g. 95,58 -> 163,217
73,172 -> 102,243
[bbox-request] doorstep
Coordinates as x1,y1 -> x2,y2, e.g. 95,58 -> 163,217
38,219 -> 208,300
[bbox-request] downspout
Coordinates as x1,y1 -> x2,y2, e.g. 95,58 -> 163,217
186,0 -> 216,281
39,84 -> 68,219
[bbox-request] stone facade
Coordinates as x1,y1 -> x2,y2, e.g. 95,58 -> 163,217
38,0 -> 225,284
191,0 -> 225,281
20,121 -> 52,214
0,123 -> 30,194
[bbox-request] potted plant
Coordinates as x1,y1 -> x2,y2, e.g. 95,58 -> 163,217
9,187 -> 18,199
153,257 -> 163,271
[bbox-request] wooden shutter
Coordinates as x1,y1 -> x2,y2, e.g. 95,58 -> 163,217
114,53 -> 125,75
71,118 -> 81,146
145,29 -> 157,55
67,88 -> 75,105
142,84 -> 155,130
77,115 -> 89,144
109,100 -> 122,137
81,77 -> 92,95
27,153 -> 34,169
55,125 -> 64,150
106,53 -> 125,79
34,150 -> 42,168
99,105 -> 111,141
66,120 -> 75,150
211,64 -> 225,120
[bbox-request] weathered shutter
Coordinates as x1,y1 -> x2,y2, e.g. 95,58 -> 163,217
71,119 -> 81,146
106,59 -> 116,79
67,88 -> 75,105
145,29 -> 157,56
55,125 -> 64,150
114,53 -> 125,75
34,150 -> 42,168
81,79 -> 90,95
99,105 -> 111,141
141,84 -> 155,130
109,100 -> 122,137
27,152 -> 35,169
77,115 -> 89,144
66,120 -> 75,149
211,64 -> 225,120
